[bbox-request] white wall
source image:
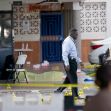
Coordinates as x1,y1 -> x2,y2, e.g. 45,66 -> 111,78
80,2 -> 107,40
0,1 -> 12,10
80,0 -> 111,40
106,0 -> 111,37
83,0 -> 111,39
0,0 -> 111,40
73,2 -> 81,57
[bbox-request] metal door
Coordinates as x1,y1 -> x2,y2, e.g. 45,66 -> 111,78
41,12 -> 63,62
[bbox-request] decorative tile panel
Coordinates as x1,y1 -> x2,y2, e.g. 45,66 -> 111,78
80,2 -> 107,39
13,4 -> 40,41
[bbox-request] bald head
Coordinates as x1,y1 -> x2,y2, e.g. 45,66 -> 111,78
69,28 -> 78,40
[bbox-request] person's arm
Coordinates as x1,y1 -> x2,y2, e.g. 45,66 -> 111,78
77,57 -> 84,69
80,62 -> 84,69
62,41 -> 70,71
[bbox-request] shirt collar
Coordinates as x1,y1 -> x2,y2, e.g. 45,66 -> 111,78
69,36 -> 76,43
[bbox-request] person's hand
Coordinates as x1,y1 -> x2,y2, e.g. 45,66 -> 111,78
80,62 -> 84,69
64,65 -> 70,72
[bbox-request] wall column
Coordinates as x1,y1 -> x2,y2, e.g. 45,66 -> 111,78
73,2 -> 81,58
106,0 -> 111,37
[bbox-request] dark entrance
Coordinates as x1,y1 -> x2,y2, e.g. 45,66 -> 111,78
41,12 -> 63,62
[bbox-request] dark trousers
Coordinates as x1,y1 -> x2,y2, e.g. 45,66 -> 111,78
57,58 -> 78,97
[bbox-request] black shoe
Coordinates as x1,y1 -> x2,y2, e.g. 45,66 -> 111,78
54,90 -> 60,93
54,87 -> 66,93
54,89 -> 62,93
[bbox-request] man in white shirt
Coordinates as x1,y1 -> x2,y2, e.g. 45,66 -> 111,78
55,28 -> 84,97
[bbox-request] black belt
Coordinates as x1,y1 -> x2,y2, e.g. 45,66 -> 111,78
69,56 -> 76,60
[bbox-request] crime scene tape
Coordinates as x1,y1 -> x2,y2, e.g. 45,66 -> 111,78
0,83 -> 98,88
0,83 -> 98,97
84,64 -> 100,69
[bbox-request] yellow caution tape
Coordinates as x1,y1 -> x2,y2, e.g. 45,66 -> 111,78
88,73 -> 95,77
0,83 -> 97,88
0,83 -> 98,97
64,91 -> 72,96
84,64 -> 100,69
6,84 -> 11,90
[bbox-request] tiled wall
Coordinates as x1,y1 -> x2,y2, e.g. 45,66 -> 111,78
80,2 -> 107,62
80,2 -> 107,40
13,4 -> 40,41
13,4 -> 41,64
13,3 -> 62,64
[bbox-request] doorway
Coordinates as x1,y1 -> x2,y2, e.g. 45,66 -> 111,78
41,11 -> 63,62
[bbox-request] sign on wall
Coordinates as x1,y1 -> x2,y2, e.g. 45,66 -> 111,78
28,3 -> 61,12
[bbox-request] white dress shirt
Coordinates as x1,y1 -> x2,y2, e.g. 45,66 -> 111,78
62,36 -> 82,66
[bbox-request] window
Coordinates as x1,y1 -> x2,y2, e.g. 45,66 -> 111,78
0,12 -> 12,48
